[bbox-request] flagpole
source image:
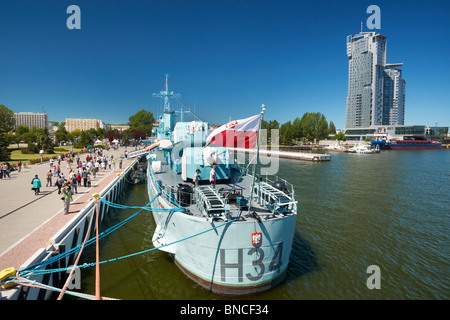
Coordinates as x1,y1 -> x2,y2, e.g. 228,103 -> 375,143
244,104 -> 265,217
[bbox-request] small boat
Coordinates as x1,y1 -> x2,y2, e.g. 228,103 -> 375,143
322,143 -> 346,152
348,143 -> 378,154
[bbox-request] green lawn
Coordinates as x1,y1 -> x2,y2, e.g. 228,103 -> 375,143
7,146 -> 83,165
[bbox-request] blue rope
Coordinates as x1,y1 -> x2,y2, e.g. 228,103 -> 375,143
99,197 -> 185,212
20,218 -> 238,277
19,194 -> 160,276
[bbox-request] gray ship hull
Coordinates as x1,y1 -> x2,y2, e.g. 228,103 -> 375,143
146,155 -> 297,295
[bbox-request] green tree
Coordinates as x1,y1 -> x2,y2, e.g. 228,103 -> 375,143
299,112 -> 329,141
75,130 -> 94,148
70,129 -> 82,140
12,133 -> 23,148
279,121 -> 293,145
122,130 -> 130,145
333,132 -> 347,141
96,127 -> 106,139
36,128 -> 54,153
0,105 -> 15,161
0,134 -> 10,161
317,114 -> 329,140
282,127 -> 293,145
16,124 -> 29,136
329,121 -> 336,135
55,125 -> 69,144
128,109 -> 155,136
0,105 -> 15,134
261,119 -> 280,143
292,117 -> 302,141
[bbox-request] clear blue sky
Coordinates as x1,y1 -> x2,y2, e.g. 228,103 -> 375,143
1,0 -> 449,129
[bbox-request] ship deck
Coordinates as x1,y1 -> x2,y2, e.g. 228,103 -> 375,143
148,150 -> 295,222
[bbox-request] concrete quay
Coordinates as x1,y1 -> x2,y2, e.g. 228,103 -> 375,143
230,147 -> 331,161
0,146 -> 135,272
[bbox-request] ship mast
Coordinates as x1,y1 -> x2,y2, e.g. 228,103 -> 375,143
245,104 -> 266,216
153,74 -> 181,139
152,74 -> 181,112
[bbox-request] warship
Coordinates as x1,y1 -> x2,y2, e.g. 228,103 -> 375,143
140,76 -> 298,295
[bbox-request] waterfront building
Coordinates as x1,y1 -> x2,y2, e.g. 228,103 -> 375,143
344,125 -> 448,141
345,32 -> 405,128
65,117 -> 108,132
14,112 -> 48,130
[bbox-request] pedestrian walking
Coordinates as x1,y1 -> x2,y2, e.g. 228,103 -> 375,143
70,175 -> 78,194
46,169 -> 52,187
81,168 -> 89,187
62,182 -> 73,215
76,173 -> 82,186
55,175 -> 64,194
31,175 -> 42,195
17,160 -> 22,173
4,162 -> 11,178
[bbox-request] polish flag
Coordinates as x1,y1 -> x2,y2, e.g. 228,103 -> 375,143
205,113 -> 262,149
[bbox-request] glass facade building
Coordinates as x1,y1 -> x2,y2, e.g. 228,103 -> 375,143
344,125 -> 448,141
345,32 -> 405,129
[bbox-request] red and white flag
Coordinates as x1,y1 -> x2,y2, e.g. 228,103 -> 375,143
205,113 -> 262,149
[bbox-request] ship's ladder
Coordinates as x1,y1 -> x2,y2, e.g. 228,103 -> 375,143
194,186 -> 230,218
254,182 -> 296,214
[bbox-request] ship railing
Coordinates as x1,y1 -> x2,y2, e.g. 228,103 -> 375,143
237,165 -> 296,199
193,186 -> 230,219
235,161 -> 296,211
253,181 -> 297,215
235,162 -> 295,195
148,169 -> 185,210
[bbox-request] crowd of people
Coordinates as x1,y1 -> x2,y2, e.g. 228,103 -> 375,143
24,146 -> 129,215
0,162 -> 14,179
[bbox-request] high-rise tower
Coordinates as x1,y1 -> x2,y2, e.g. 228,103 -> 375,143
345,32 -> 405,128
383,64 -> 406,125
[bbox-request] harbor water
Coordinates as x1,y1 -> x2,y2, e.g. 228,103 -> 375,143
73,149 -> 449,300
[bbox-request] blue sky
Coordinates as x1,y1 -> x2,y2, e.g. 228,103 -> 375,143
0,0 -> 449,129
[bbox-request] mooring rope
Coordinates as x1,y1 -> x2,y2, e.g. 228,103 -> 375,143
57,198 -> 96,300
99,197 -> 185,212
5,193 -> 238,302
13,274 -> 119,300
15,217 -> 237,278
18,194 -> 159,277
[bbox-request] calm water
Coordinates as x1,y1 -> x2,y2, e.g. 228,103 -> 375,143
75,149 -> 449,300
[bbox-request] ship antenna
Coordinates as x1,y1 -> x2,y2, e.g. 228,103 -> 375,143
361,21 -> 363,33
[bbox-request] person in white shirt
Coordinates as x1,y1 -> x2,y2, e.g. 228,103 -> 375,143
209,165 -> 216,189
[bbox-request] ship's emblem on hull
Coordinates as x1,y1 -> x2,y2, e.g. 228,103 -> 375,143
251,232 -> 262,246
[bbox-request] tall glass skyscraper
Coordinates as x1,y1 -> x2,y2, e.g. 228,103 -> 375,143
345,32 -> 405,128
383,64 -> 406,125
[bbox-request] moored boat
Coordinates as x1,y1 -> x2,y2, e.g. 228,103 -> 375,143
371,139 -> 441,150
143,76 -> 298,295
